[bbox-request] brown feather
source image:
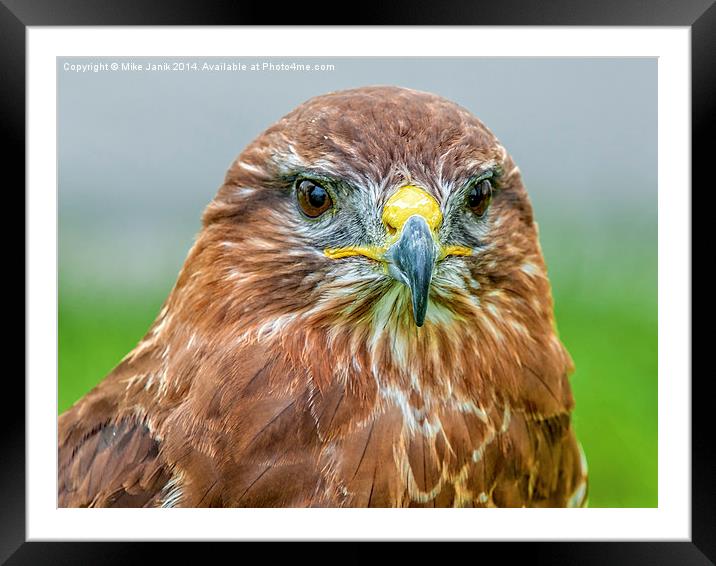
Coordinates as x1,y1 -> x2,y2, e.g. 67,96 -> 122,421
59,86 -> 587,508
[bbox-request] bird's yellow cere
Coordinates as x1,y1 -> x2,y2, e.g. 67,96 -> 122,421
382,185 -> 442,234
324,185 -> 473,262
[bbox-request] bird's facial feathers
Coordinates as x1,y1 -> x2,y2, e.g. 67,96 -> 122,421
181,86 -> 569,392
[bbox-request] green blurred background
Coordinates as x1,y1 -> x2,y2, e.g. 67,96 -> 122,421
58,57 -> 657,508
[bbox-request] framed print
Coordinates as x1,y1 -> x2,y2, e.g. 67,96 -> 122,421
8,0 -> 711,563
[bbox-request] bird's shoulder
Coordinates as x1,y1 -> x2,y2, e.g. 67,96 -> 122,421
58,364 -> 171,507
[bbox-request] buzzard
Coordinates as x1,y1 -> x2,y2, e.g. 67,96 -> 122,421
59,86 -> 588,508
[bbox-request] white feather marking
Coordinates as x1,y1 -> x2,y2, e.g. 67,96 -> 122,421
520,262 -> 540,277
425,301 -> 457,326
566,442 -> 589,507
567,481 -> 587,508
509,320 -> 529,336
500,405 -> 512,433
236,161 -> 262,174
458,401 -> 490,423
379,386 -> 442,437
481,315 -> 504,341
254,313 -> 298,341
160,473 -> 185,508
486,303 -> 499,317
273,144 -> 308,174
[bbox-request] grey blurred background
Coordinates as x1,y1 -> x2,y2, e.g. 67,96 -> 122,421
58,57 -> 657,507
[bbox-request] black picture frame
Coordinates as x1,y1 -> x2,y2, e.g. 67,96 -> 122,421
7,0 -> 711,563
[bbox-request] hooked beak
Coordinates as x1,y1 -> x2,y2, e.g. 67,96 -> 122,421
384,214 -> 436,327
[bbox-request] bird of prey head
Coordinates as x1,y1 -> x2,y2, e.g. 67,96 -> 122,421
59,86 -> 587,508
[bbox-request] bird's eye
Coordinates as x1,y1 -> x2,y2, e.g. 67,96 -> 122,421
467,179 -> 493,217
296,179 -> 333,218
